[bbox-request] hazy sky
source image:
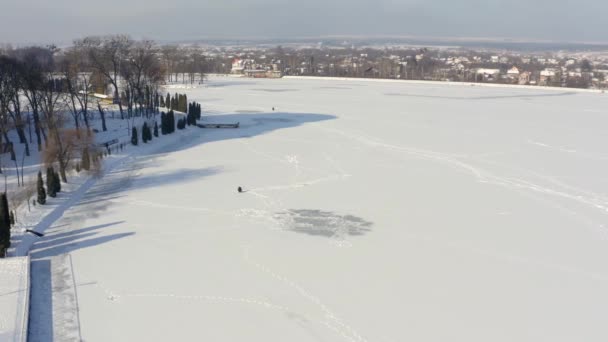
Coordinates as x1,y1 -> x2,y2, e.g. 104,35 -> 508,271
0,0 -> 604,44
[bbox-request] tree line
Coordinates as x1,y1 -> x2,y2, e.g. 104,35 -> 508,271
0,35 -> 207,256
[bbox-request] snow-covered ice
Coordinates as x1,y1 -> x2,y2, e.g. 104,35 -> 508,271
26,76 -> 608,341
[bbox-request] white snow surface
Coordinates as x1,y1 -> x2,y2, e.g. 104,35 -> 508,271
0,257 -> 29,342
28,76 -> 608,341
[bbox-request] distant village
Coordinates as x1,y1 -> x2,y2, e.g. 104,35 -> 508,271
199,44 -> 608,89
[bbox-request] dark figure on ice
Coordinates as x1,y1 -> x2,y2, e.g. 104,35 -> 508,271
272,107 -> 275,111
238,186 -> 243,193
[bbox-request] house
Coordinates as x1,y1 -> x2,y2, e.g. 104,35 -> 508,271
506,66 -> 520,83
507,66 -> 520,77
540,69 -> 557,85
475,68 -> 501,81
518,71 -> 531,85
231,59 -> 246,74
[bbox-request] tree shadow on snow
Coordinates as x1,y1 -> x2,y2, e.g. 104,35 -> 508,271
141,112 -> 336,158
24,112 -> 334,258
29,221 -> 131,259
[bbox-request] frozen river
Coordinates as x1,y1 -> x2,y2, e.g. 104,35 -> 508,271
29,76 -> 608,341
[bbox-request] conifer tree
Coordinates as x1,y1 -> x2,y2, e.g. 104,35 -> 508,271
160,112 -> 167,135
54,170 -> 61,193
166,93 -> 171,110
37,171 -> 46,205
132,127 -> 138,146
0,193 -> 10,255
146,123 -> 152,141
9,211 -> 14,226
82,147 -> 91,171
154,121 -> 159,137
142,123 -> 149,143
169,110 -> 175,133
47,167 -> 57,198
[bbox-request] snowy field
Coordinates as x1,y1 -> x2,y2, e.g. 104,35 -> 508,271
28,76 -> 608,341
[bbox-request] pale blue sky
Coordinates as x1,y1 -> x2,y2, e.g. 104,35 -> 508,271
0,0 -> 604,44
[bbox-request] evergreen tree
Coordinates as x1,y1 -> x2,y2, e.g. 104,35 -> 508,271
132,127 -> 138,146
169,110 -> 175,133
82,147 -> 91,171
54,170 -> 61,193
9,211 -> 14,226
1,194 -> 9,230
154,121 -> 159,137
160,112 -> 167,135
146,123 -> 152,141
47,167 -> 57,198
142,122 -> 149,143
37,171 -> 46,205
0,193 -> 10,255
166,93 -> 171,110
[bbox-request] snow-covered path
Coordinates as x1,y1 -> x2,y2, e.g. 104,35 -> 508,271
29,77 -> 608,341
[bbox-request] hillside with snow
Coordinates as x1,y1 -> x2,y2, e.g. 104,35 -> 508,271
14,76 -> 608,341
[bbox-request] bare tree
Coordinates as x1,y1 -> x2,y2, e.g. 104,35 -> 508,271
0,56 -> 30,148
39,65 -> 71,182
60,47 -> 93,136
78,35 -> 132,119
121,40 -> 164,118
13,47 -> 54,151
0,56 -> 17,149
161,45 -> 178,83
